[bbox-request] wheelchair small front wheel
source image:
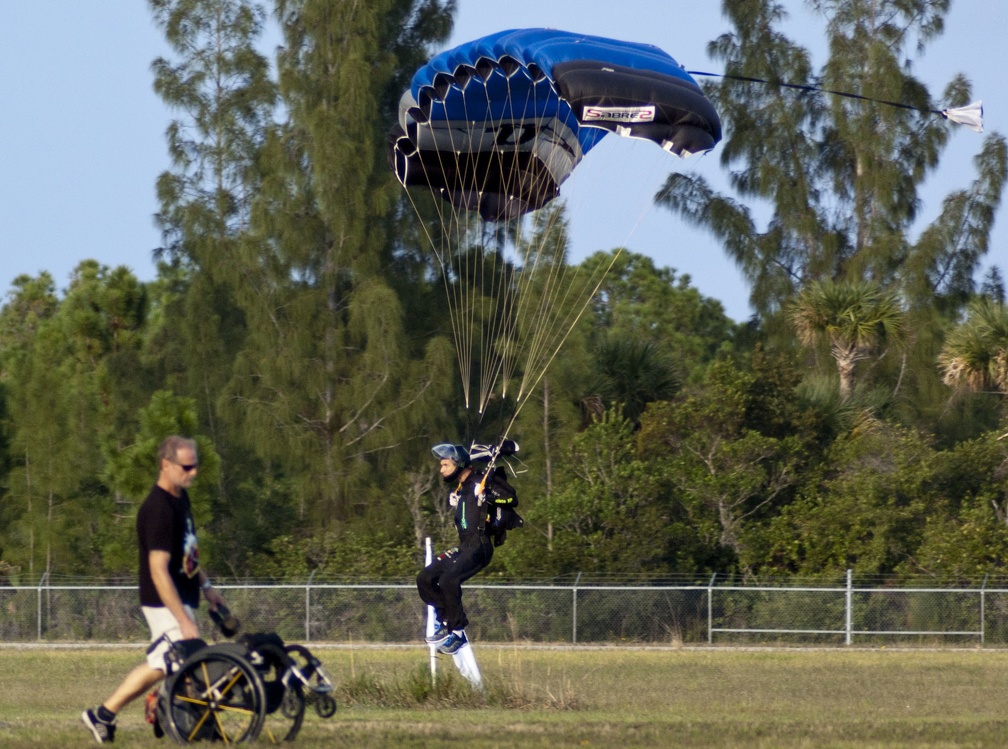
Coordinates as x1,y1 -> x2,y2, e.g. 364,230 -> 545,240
314,693 -> 337,719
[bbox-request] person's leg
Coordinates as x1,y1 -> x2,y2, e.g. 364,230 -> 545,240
102,662 -> 165,713
416,555 -> 448,612
438,543 -> 491,631
82,604 -> 193,742
418,547 -> 465,615
419,551 -> 456,642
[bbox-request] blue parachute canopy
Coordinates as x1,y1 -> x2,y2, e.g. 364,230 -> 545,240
389,28 -> 721,221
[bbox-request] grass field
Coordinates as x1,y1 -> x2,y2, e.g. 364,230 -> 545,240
2,644 -> 1008,747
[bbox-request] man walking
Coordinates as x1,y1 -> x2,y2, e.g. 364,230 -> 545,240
82,435 -> 227,743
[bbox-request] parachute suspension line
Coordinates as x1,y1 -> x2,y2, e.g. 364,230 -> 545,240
399,179 -> 474,410
687,70 -> 984,132
443,79 -> 497,415
483,70 -> 544,412
508,97 -> 591,410
504,246 -> 627,439
426,52 -> 612,427
510,208 -> 572,409
392,29 -> 723,441
485,92 -> 556,422
470,91 -> 504,418
404,106 -> 478,411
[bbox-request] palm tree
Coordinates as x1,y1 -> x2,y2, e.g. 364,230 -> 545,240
586,337 -> 682,424
939,298 -> 1008,394
790,279 -> 908,400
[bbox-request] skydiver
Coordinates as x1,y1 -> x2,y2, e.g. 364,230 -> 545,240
417,443 -> 519,654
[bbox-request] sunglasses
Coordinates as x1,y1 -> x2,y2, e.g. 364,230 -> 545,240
174,462 -> 199,472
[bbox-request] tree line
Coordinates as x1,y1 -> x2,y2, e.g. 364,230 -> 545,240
0,0 -> 1006,585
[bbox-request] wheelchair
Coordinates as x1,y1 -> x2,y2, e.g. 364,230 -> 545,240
152,631 -> 337,743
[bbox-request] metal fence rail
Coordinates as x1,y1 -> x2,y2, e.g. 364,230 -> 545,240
3,571 -> 1007,646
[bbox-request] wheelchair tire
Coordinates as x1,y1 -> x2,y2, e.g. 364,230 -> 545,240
252,641 -> 305,742
285,644 -> 337,720
161,648 -> 267,744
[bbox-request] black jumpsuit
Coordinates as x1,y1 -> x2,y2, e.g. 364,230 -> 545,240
416,468 -> 516,632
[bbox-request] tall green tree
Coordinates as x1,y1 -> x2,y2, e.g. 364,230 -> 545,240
640,354 -> 810,575
657,0 -> 1005,321
0,264 -> 152,578
0,275 -> 58,579
584,250 -> 735,379
222,0 -> 456,528
904,431 -> 1008,578
504,409 -> 677,576
102,390 -> 222,573
149,0 -> 277,471
766,422 -> 934,575
657,0 -> 1004,441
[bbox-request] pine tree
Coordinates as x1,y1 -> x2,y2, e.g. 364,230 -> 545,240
149,0 -> 277,465
221,0 -> 456,526
657,0 -> 1005,435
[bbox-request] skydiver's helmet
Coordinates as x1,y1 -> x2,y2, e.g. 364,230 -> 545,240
432,443 -> 470,482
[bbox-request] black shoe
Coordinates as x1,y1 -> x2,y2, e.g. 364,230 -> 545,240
438,630 -> 468,655
82,708 -> 116,744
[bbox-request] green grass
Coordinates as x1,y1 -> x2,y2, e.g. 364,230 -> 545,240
3,645 -> 1008,747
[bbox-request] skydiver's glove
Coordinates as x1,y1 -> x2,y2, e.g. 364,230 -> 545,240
449,490 -> 460,508
474,484 -> 486,506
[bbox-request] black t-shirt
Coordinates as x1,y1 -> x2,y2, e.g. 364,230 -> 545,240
136,485 -> 201,608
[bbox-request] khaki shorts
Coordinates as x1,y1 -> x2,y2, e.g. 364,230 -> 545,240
142,604 -> 195,671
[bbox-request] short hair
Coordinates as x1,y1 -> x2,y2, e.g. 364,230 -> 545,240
157,435 -> 197,465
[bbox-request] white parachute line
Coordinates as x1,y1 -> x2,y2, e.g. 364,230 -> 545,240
407,99 -> 477,413
510,209 -> 571,406
403,56 -> 649,435
485,70 -> 541,408
506,247 -> 626,435
444,81 -> 483,413
509,107 -> 594,401
516,257 -> 597,408
503,76 -> 581,403
476,62 -> 552,415
474,67 -> 509,414
400,167 -> 473,410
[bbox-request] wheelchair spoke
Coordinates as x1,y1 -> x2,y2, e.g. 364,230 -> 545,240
174,695 -> 210,707
215,704 -> 258,716
186,708 -> 214,743
211,711 -> 233,745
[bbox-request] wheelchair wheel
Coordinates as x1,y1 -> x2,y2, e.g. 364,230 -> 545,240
285,644 -> 337,720
252,642 -> 305,743
162,649 -> 267,744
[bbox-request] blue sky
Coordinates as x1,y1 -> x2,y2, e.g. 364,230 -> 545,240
0,1 -> 1004,322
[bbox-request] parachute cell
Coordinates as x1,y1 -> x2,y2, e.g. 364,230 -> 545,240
389,28 -> 721,221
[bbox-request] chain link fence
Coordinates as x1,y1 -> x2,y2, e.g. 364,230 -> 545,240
6,571 -> 1008,647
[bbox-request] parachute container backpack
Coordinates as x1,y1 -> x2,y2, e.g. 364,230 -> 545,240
389,28 -> 721,435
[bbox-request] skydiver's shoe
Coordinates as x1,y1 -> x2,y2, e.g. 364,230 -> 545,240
81,707 -> 116,743
438,630 -> 468,655
425,623 -> 450,646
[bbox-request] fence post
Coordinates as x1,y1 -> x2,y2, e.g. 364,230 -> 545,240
981,573 -> 989,646
305,570 -> 317,643
845,569 -> 853,646
572,572 -> 582,644
36,571 -> 49,641
707,573 -> 717,645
